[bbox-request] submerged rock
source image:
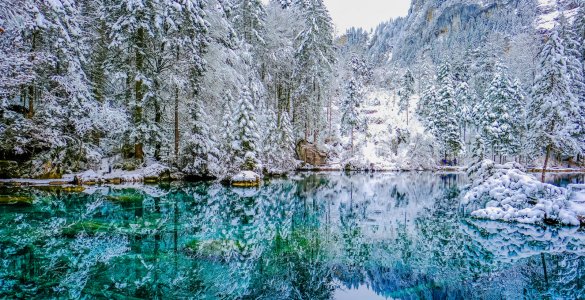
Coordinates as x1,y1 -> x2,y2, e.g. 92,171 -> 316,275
0,195 -> 33,206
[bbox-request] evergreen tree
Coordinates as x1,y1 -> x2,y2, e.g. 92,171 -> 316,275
232,0 -> 266,45
398,69 -> 415,125
294,0 -> 335,142
341,78 -> 362,153
454,81 -> 476,141
430,63 -> 463,160
234,87 -> 261,171
181,99 -> 219,177
481,63 -> 523,160
528,27 -> 584,181
416,85 -> 437,130
221,91 -> 236,166
279,111 -> 297,168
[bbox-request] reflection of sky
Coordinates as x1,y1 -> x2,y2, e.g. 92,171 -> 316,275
333,281 -> 389,300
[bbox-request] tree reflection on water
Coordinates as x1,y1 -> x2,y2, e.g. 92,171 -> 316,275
0,173 -> 583,299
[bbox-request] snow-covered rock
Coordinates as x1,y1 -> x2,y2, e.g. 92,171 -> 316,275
230,171 -> 261,187
462,162 -> 584,226
142,163 -> 170,178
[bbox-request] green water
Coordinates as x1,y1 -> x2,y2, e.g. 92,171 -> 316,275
0,173 -> 584,299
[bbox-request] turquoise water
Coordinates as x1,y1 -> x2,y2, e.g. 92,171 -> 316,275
0,172 -> 584,299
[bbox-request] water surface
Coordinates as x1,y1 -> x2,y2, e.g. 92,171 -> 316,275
0,172 -> 584,299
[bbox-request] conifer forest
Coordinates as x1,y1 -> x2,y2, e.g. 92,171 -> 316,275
1,0 -> 585,299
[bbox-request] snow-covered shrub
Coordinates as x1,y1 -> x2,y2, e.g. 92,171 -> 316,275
462,162 -> 580,226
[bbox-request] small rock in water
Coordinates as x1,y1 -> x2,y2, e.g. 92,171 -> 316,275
231,171 -> 261,187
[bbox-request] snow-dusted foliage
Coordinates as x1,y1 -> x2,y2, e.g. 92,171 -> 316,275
480,63 -> 525,157
527,26 -> 584,160
181,99 -> 220,177
463,160 -> 582,226
1,0 -> 585,177
233,87 -> 261,171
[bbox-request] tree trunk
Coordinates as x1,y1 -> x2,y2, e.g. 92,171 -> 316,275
351,127 -> 354,155
134,26 -> 145,161
26,31 -> 37,119
174,85 -> 179,161
541,253 -> 549,287
541,144 -> 552,183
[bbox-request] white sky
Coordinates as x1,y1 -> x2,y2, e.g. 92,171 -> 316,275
322,0 -> 411,34
263,0 -> 412,34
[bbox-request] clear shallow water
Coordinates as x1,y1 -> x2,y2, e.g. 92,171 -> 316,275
0,172 -> 584,299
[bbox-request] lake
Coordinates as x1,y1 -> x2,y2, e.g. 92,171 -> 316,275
0,172 -> 584,299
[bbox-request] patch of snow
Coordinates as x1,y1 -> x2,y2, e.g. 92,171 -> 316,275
142,163 -> 170,177
231,171 -> 260,183
462,161 -> 583,226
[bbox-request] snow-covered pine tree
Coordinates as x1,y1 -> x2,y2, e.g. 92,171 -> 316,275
181,98 -> 219,178
221,91 -> 236,166
108,0 -> 158,161
0,0 -> 103,174
279,111 -> 297,169
528,27 -> 584,182
469,46 -> 496,97
481,63 -> 523,161
234,87 -> 261,171
416,85 -> 437,129
466,136 -> 486,179
271,0 -> 293,9
454,81 -> 476,142
232,0 -> 266,45
294,0 -> 335,142
262,110 -> 280,172
431,63 -> 463,160
398,69 -> 415,125
341,78 -> 362,154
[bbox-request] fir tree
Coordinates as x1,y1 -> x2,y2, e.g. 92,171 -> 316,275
481,63 -> 523,160
398,69 -> 415,125
341,79 -> 362,154
221,91 -> 236,168
234,87 -> 260,171
232,0 -> 266,45
528,27 -> 584,181
454,81 -> 476,141
294,0 -> 335,142
279,111 -> 297,168
181,99 -> 219,177
430,63 -> 463,160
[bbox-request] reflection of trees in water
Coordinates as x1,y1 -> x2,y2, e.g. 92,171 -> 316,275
1,173 -> 584,299
461,219 -> 585,299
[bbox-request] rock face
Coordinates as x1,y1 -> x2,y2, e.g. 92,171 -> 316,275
296,140 -> 327,166
0,161 -> 20,178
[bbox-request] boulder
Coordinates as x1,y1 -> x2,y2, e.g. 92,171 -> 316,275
296,140 -> 327,166
231,171 -> 261,187
142,163 -> 171,180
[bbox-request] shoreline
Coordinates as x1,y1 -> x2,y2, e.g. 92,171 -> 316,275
1,167 -> 584,187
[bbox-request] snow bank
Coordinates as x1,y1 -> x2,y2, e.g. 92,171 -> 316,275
462,161 -> 583,226
77,163 -> 171,184
332,89 -> 437,171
